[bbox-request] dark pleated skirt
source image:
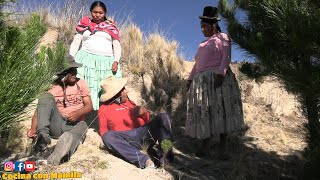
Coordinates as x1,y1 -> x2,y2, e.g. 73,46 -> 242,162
185,68 -> 244,139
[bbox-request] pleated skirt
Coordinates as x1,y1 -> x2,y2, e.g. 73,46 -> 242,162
185,68 -> 244,139
75,50 -> 122,110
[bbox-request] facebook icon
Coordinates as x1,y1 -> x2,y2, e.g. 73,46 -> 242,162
14,161 -> 24,171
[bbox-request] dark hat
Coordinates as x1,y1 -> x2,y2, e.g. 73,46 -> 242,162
57,55 -> 82,76
199,6 -> 221,21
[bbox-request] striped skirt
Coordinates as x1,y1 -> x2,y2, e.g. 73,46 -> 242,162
75,50 -> 122,110
185,68 -> 244,139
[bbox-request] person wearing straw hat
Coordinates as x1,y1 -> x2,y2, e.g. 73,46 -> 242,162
98,76 -> 174,169
26,56 -> 93,165
185,6 -> 244,158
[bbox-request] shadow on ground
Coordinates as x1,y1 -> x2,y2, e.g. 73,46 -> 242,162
164,128 -> 305,180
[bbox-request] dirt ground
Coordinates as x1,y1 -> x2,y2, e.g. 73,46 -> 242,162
0,30 -> 308,180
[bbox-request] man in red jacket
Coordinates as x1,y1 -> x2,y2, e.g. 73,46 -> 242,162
98,76 -> 174,169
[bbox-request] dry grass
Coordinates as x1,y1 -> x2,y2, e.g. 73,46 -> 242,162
120,22 -> 186,115
121,23 -> 145,76
145,33 -> 183,74
143,32 -> 184,113
121,23 -> 184,77
4,0 -> 89,43
94,161 -> 109,170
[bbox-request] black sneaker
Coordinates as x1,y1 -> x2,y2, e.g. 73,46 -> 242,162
34,132 -> 51,152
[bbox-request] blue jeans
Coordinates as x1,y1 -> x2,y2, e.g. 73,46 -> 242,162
102,113 -> 173,168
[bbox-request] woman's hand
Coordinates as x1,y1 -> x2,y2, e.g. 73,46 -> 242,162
27,128 -> 37,138
112,61 -> 118,73
214,74 -> 224,87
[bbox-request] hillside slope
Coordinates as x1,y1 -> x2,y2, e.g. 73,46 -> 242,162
0,28 -> 307,180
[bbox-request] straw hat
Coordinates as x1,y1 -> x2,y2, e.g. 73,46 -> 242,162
100,76 -> 127,102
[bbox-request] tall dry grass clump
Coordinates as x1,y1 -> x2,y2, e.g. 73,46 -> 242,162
121,23 -> 185,114
104,16 -> 187,116
144,33 -> 185,113
145,33 -> 183,76
121,23 -> 145,76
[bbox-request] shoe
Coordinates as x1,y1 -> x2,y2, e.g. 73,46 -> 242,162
47,132 -> 73,166
34,132 -> 51,152
166,149 -> 174,162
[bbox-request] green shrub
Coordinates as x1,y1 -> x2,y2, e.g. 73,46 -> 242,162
0,13 -> 66,150
239,62 -> 267,83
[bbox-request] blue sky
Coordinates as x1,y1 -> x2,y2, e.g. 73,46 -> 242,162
102,0 -> 250,62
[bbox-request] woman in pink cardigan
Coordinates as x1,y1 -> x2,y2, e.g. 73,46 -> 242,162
185,6 -> 244,158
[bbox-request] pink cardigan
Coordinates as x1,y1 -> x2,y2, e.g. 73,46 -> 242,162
188,33 -> 231,80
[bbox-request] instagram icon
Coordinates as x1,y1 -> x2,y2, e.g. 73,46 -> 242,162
4,161 -> 14,171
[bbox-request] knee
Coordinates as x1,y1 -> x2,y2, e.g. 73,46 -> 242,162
102,131 -> 116,148
159,112 -> 170,120
38,92 -> 54,104
76,121 -> 88,133
158,113 -> 172,128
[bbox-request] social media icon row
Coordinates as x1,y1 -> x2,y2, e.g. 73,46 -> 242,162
4,161 -> 35,172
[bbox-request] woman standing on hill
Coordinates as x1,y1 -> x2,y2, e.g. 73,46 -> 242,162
69,1 -> 122,110
185,6 -> 243,158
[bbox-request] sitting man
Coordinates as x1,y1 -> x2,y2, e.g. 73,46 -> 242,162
98,76 -> 174,169
27,56 -> 93,165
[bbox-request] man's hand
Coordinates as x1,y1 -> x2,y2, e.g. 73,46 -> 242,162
111,61 -> 118,73
27,128 -> 37,138
138,106 -> 148,115
132,106 -> 148,117
214,74 -> 224,87
65,111 -> 81,122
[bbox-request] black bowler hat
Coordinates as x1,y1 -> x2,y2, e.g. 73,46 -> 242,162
199,6 -> 221,21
